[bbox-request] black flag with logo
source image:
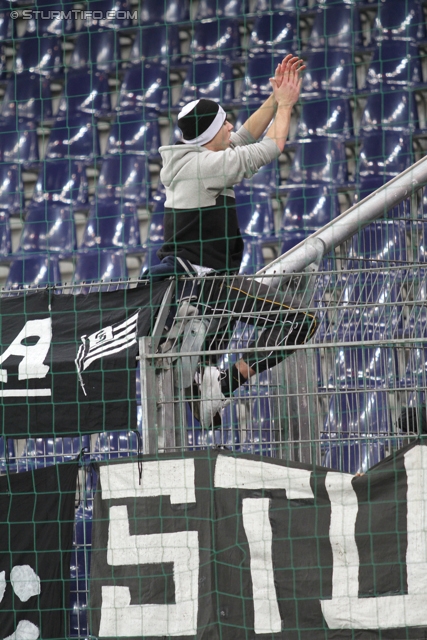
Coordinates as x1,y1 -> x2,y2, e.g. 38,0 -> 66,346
0,461 -> 78,639
0,280 -> 170,436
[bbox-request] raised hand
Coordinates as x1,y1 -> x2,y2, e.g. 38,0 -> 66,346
271,54 -> 305,107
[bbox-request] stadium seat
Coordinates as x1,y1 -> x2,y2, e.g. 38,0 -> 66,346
18,436 -> 90,467
56,69 -> 112,118
238,54 -> 283,107
69,29 -> 121,74
18,201 -> 77,255
234,186 -> 275,237
0,211 -> 11,256
354,176 -> 409,219
309,4 -> 363,51
357,131 -> 413,180
0,162 -> 23,215
254,0 -> 307,11
105,111 -> 161,160
0,117 -> 39,166
248,11 -> 298,55
22,0 -> 75,35
129,24 -> 181,66
242,158 -> 280,193
117,63 -> 169,113
4,253 -> 61,290
323,390 -> 391,437
146,201 -> 165,243
72,249 -> 129,292
1,72 -> 53,122
191,17 -> 242,60
280,229 -> 310,254
239,238 -> 265,274
96,154 -> 150,206
364,41 -> 423,90
195,0 -> 249,19
281,186 -> 341,231
0,4 -> 13,40
15,35 -> 62,77
139,0 -> 190,23
359,89 -> 419,134
287,137 -> 349,187
322,436 -> 386,473
45,114 -> 101,163
239,392 -> 276,456
297,96 -> 354,139
330,342 -> 400,389
32,160 -> 88,208
301,49 -> 355,96
83,0 -> 134,30
175,59 -> 235,109
79,200 -> 141,252
92,431 -> 139,459
374,0 -> 426,43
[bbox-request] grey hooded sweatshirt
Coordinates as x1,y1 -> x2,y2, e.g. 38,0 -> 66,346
157,125 -> 281,273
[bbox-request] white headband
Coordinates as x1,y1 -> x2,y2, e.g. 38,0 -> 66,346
178,100 -> 227,146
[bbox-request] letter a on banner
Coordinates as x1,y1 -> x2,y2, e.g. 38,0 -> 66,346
321,444 -> 427,629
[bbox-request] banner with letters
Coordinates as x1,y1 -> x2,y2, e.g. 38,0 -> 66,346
0,461 -> 78,640
90,441 -> 427,639
0,281 -> 170,436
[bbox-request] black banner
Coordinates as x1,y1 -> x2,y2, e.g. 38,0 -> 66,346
0,281 -> 170,436
0,461 -> 79,639
90,442 -> 427,639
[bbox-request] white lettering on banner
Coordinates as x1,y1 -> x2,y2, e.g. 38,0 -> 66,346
0,565 -> 41,640
100,459 -> 196,504
99,460 -> 199,638
215,455 -> 314,634
321,445 -> 427,629
242,498 -> 281,634
0,319 -> 52,384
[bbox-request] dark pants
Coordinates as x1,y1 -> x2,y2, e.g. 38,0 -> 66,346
195,275 -> 318,374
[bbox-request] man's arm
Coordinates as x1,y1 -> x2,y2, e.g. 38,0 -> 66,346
265,56 -> 304,153
242,55 -> 305,141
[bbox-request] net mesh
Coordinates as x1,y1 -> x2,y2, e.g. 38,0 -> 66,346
0,0 -> 426,636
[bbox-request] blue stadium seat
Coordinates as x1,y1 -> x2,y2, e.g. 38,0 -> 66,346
238,54 -> 283,107
18,436 -> 90,468
195,0 -> 249,19
139,240 -> 163,274
322,436 -> 386,473
106,111 -> 161,160
22,0 -> 75,36
254,0 -> 307,10
147,202 -> 165,243
280,229 -> 310,254
239,238 -> 265,274
287,137 -> 349,187
18,202 -> 77,255
117,63 -> 169,113
360,89 -> 419,134
15,35 -> 62,77
56,69 -> 112,118
323,391 -> 391,437
140,0 -> 190,23
129,24 -> 181,65
0,4 -> 13,40
0,162 -> 23,215
0,117 -> 39,166
309,4 -> 363,51
191,17 -> 242,60
234,186 -> 275,237
354,176 -> 409,220
4,253 -> 61,290
92,431 -> 139,459
364,41 -> 423,90
297,96 -> 354,139
374,0 -> 426,43
72,249 -> 129,292
301,49 -> 355,96
79,200 -> 141,252
69,29 -> 121,74
32,160 -> 88,208
282,186 -> 341,231
175,59 -> 235,108
45,114 -> 101,163
1,72 -> 53,122
239,392 -> 276,456
0,211 -> 11,256
248,11 -> 298,55
357,131 -> 413,180
83,0 -> 134,30
96,154 -> 150,207
330,342 -> 400,389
